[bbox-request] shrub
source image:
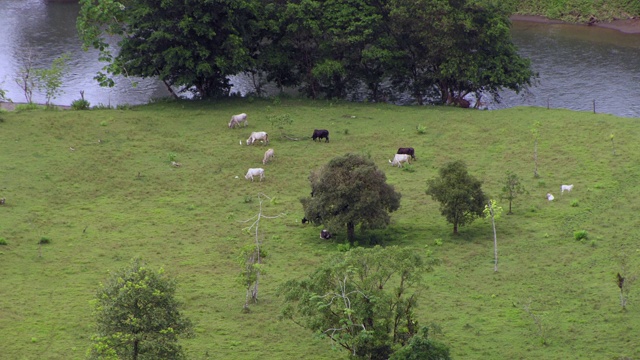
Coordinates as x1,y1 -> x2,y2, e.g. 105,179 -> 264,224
570,199 -> 579,207
116,103 -> 133,110
15,103 -> 42,112
574,230 -> 588,241
39,237 -> 51,244
168,152 -> 178,162
434,238 -> 443,246
93,103 -> 112,110
0,237 -> 7,245
416,124 -> 427,134
71,98 -> 91,110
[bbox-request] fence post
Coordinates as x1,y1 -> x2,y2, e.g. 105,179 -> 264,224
593,99 -> 596,114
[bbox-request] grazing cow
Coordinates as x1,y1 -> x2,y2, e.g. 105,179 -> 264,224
397,147 -> 416,160
302,217 -> 309,224
0,198 -> 5,205
546,193 -> 554,201
312,129 -> 330,142
389,153 -> 411,167
263,148 -> 275,165
245,168 -> 265,182
247,131 -> 269,145
320,229 -> 332,239
228,113 -> 248,128
561,184 -> 574,194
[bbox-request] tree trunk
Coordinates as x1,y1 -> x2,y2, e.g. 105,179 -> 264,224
133,339 -> 139,360
347,222 -> 355,243
453,222 -> 458,235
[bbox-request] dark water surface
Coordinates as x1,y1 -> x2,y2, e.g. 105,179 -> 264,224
1,0 -> 639,117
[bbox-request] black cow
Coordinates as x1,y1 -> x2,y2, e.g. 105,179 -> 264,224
320,229 -> 332,239
312,129 -> 330,142
396,147 -> 416,160
302,217 -> 309,224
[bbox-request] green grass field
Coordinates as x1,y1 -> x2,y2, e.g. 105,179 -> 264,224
1,98 -> 639,359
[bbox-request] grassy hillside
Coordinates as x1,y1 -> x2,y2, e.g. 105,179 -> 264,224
1,98 -> 639,359
499,0 -> 640,22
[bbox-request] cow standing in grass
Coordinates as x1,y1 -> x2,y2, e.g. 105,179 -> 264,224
245,168 -> 265,181
247,132 -> 269,145
389,154 -> 411,167
228,113 -> 248,128
312,129 -> 329,142
397,147 -> 416,160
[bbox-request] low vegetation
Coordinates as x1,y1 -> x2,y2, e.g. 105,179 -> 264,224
500,0 -> 640,22
1,98 -> 639,359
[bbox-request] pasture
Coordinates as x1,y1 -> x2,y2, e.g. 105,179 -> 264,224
1,98 -> 639,359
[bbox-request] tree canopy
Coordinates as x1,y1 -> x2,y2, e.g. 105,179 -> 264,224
77,0 -> 535,104
87,258 -> 193,360
426,160 -> 487,234
301,153 -> 401,242
280,246 -> 446,359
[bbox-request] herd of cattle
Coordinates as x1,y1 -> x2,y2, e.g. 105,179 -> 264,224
229,112 -> 417,239
230,112 -> 417,182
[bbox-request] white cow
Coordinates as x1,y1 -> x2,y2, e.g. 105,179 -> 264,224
389,153 -> 411,167
561,184 -> 574,194
245,168 -> 265,182
546,193 -> 555,201
247,131 -> 269,145
263,148 -> 275,165
228,113 -> 248,128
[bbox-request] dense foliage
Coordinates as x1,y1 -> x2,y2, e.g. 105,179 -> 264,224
426,160 -> 488,234
280,246 -> 447,359
88,258 -> 193,360
301,153 -> 401,242
77,0 -> 535,104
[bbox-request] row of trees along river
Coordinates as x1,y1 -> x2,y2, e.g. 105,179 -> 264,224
1,0 -> 639,117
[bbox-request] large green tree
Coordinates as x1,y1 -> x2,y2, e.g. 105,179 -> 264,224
426,160 -> 487,234
301,153 -> 401,242
88,258 -> 193,360
77,0 -> 261,98
386,0 -> 534,106
280,246 -> 446,359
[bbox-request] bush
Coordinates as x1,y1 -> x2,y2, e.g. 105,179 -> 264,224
0,237 -> 7,245
39,237 -> 51,244
574,230 -> 588,241
570,199 -> 579,207
15,103 -> 43,112
416,124 -> 427,134
71,98 -> 91,110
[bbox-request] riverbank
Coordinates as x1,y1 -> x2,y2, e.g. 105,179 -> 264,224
0,101 -> 71,111
511,14 -> 640,34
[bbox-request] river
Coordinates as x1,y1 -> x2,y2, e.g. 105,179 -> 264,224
1,0 -> 639,117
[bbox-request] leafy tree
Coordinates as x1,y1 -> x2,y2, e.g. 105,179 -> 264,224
389,326 -> 451,360
77,0 -> 261,98
280,246 -> 445,359
483,199 -> 503,272
88,258 -> 193,360
14,47 -> 36,103
426,160 -> 487,234
301,153 -> 401,242
500,171 -> 527,215
34,54 -> 70,106
386,0 -> 535,106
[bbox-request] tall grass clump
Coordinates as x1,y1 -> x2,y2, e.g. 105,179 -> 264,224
574,230 -> 588,241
